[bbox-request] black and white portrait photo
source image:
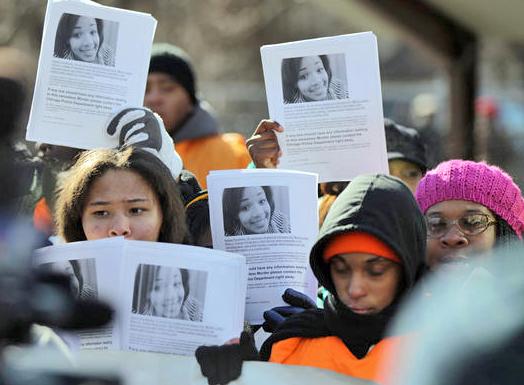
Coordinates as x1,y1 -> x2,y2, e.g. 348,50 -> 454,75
222,185 -> 291,237
281,53 -> 349,104
54,13 -> 118,66
132,264 -> 207,322
42,258 -> 98,300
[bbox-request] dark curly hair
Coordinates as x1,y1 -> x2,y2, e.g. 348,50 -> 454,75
55,147 -> 189,244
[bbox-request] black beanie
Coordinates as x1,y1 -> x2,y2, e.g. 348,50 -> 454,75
149,43 -> 197,105
384,118 -> 428,173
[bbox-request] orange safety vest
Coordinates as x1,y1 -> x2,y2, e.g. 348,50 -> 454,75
175,133 -> 251,189
269,335 -> 403,384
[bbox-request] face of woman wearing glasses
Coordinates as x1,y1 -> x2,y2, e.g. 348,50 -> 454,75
425,200 -> 496,270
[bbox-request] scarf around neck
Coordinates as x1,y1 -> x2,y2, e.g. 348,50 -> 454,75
260,293 -> 398,360
324,294 -> 397,358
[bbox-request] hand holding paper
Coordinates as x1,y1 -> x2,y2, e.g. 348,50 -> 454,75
196,331 -> 260,385
260,32 -> 389,182
246,119 -> 283,168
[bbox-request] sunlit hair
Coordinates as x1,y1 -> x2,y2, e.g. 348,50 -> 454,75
222,186 -> 274,235
55,147 -> 189,244
281,55 -> 332,103
54,13 -> 104,58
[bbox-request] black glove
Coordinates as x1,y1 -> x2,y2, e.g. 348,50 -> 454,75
262,288 -> 317,333
195,331 -> 259,385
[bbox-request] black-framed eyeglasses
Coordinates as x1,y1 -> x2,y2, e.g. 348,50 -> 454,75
425,213 -> 497,238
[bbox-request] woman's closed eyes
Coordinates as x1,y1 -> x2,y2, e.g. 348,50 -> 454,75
331,257 -> 394,277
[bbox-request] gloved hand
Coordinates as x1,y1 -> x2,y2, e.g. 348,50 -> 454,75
262,288 -> 317,333
106,107 -> 183,180
195,331 -> 259,385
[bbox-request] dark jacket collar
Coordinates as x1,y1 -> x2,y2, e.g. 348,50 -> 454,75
172,101 -> 222,143
260,294 -> 400,360
261,175 -> 427,361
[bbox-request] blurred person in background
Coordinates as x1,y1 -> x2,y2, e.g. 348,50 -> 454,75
33,144 -> 83,240
409,93 -> 442,168
387,243 -> 524,385
0,76 -> 35,216
144,43 -> 250,188
383,118 -> 427,194
474,97 -> 514,167
0,47 -> 42,219
0,48 -> 87,353
0,47 -> 85,238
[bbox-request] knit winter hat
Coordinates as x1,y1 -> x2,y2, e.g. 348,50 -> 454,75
385,118 -> 427,172
416,159 -> 524,238
323,231 -> 401,264
149,43 -> 197,105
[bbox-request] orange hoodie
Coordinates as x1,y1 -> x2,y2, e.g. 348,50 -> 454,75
175,133 -> 250,188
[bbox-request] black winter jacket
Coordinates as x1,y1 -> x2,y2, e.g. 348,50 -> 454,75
261,174 -> 426,360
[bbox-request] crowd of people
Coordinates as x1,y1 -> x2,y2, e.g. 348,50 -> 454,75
2,36 -> 524,385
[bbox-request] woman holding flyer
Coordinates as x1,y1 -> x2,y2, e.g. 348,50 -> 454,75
55,146 -> 190,244
281,55 -> 348,104
134,265 -> 203,322
196,174 -> 426,385
54,13 -> 115,66
222,186 -> 290,236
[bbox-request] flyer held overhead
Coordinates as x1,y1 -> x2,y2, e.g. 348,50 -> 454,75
260,32 -> 389,182
26,0 -> 157,149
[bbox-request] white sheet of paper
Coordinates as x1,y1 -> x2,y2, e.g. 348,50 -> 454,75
5,348 -> 376,385
119,240 -> 247,355
34,238 -> 247,355
26,0 -> 156,149
207,169 -> 319,325
35,237 -> 126,350
260,32 -> 389,182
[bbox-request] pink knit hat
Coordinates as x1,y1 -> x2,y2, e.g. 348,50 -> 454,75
415,159 -> 524,238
